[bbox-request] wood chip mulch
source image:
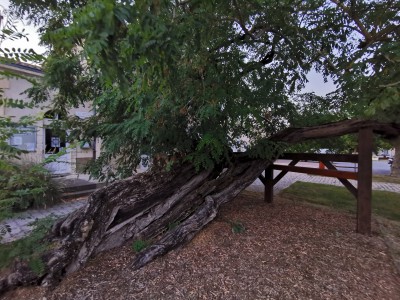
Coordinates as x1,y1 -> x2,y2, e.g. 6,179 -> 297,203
2,190 -> 400,300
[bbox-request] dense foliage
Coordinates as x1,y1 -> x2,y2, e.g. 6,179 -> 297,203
0,160 -> 61,220
9,0 -> 400,178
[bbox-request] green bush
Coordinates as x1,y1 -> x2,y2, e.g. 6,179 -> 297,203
167,221 -> 180,231
0,217 -> 54,271
0,160 -> 62,220
230,221 -> 246,234
131,239 -> 151,253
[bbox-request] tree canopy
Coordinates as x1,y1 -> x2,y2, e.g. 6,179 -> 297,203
9,0 -> 400,178
1,1 -> 400,290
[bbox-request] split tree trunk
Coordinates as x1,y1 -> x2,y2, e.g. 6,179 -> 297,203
0,119 -> 399,294
0,156 -> 269,292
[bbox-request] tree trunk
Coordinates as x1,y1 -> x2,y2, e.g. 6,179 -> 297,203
0,119 -> 399,294
0,156 -> 270,292
390,138 -> 400,177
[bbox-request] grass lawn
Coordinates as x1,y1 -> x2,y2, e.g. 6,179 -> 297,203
373,175 -> 400,185
280,182 -> 400,222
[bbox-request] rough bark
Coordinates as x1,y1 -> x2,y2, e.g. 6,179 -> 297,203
390,138 -> 400,177
1,119 -> 399,294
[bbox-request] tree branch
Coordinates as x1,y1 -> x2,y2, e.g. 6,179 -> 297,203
232,0 -> 256,40
330,0 -> 373,43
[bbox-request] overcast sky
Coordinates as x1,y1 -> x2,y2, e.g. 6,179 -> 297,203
303,71 -> 336,96
0,0 -> 336,96
0,0 -> 47,54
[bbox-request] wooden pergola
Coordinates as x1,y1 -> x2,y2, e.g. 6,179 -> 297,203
260,127 -> 390,235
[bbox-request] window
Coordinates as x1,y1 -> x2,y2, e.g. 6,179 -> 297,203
44,110 -> 66,120
45,128 -> 66,154
9,126 -> 37,152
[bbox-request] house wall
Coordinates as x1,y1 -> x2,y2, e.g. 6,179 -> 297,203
0,63 -> 99,174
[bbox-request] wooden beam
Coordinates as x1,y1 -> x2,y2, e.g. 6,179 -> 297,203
280,153 -> 358,163
264,166 -> 274,203
321,160 -> 358,197
273,160 -> 299,185
357,128 -> 373,234
258,174 -> 266,185
272,164 -> 358,180
271,119 -> 400,143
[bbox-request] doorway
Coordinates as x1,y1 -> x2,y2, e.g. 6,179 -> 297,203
43,119 -> 71,174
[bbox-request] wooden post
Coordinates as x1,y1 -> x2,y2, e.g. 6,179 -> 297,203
264,166 -> 274,203
357,128 -> 373,234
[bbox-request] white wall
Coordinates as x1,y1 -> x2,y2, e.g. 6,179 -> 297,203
0,64 -> 99,174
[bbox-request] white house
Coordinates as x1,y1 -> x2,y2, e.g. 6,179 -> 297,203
0,62 -> 101,174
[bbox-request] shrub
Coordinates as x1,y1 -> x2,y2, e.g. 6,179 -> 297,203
131,239 -> 151,253
230,221 -> 246,234
0,217 -> 54,271
0,160 -> 62,220
167,221 -> 180,231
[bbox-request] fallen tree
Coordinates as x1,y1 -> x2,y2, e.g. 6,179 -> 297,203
1,119 -> 399,293
2,0 -> 400,294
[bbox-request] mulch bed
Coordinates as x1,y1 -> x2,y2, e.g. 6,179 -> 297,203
2,190 -> 400,299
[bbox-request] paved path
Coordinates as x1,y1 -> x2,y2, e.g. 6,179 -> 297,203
1,173 -> 400,244
0,199 -> 87,243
